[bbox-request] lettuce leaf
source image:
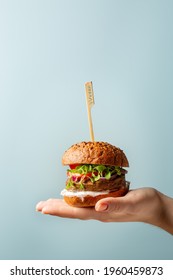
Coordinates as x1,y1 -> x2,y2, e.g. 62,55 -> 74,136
67,164 -> 122,180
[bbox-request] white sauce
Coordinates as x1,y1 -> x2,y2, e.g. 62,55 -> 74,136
61,189 -> 109,198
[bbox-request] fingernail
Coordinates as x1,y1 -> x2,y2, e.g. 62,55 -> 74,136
96,203 -> 108,212
35,201 -> 43,211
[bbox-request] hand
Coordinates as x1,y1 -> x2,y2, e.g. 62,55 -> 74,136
36,187 -> 173,235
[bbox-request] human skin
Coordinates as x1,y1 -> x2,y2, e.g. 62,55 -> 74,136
36,187 -> 173,235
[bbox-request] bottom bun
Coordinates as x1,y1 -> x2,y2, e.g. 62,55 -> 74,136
63,182 -> 130,208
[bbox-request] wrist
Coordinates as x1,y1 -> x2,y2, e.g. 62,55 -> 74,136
149,190 -> 173,235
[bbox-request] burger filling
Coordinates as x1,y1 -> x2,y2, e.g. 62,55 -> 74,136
64,164 -> 127,192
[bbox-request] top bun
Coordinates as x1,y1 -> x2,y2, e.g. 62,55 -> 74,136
62,141 -> 129,167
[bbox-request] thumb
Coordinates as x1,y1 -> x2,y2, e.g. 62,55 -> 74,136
95,197 -> 128,213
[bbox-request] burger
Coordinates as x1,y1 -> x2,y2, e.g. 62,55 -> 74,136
61,141 -> 129,207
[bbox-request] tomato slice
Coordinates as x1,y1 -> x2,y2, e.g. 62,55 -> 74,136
86,171 -> 98,177
69,164 -> 80,169
86,172 -> 92,177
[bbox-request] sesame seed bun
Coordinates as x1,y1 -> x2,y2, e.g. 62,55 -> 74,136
62,141 -> 129,167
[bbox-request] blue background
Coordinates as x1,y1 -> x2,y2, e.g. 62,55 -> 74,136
0,0 -> 173,259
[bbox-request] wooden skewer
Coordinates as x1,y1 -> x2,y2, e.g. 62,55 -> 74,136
85,81 -> 95,142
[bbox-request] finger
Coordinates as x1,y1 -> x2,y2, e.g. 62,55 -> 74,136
37,199 -> 99,220
36,201 -> 47,212
95,196 -> 130,213
36,199 -> 60,212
